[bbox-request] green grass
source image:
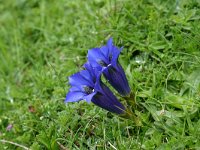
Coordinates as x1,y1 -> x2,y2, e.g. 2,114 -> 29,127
0,0 -> 200,149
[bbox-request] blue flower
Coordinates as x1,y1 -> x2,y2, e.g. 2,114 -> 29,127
87,38 -> 130,96
65,63 -> 125,114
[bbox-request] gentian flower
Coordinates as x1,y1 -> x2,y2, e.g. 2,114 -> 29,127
6,124 -> 13,131
65,63 -> 125,114
87,38 -> 130,96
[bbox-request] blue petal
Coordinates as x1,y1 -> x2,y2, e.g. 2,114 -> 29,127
88,48 -> 109,67
79,70 -> 94,86
69,86 -> 80,92
93,79 -> 125,114
83,92 -> 97,103
91,88 -> 125,114
65,91 -> 86,102
111,46 -> 123,68
69,71 -> 93,87
83,62 -> 102,80
100,45 -> 109,59
83,62 -> 93,71
107,38 -> 113,54
94,71 -> 104,92
103,65 -> 130,96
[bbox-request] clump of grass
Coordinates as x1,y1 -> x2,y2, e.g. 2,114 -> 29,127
0,0 -> 200,149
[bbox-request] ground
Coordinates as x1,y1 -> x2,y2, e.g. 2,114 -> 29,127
0,0 -> 200,149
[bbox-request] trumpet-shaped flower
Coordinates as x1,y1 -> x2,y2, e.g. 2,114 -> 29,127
65,63 -> 125,114
87,38 -> 130,96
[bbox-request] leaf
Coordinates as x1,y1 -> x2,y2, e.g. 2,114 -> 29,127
180,68 -> 200,96
36,131 -> 51,150
165,92 -> 195,109
30,142 -> 41,150
149,41 -> 168,50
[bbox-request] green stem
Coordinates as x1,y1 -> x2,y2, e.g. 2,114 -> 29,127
119,92 -> 143,126
120,108 -> 142,126
123,92 -> 136,109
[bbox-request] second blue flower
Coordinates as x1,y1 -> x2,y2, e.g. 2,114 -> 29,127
87,38 -> 131,96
